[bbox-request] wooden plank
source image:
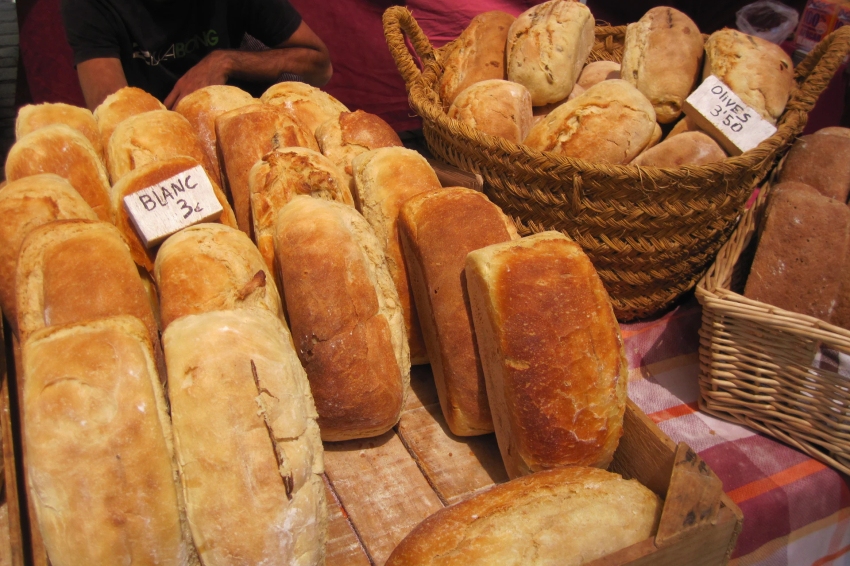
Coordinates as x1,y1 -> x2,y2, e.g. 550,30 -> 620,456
323,431 -> 443,565
1,320 -> 22,565
397,402 -> 507,505
323,475 -> 371,566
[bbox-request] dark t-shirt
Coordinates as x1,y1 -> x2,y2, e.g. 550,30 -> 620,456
61,0 -> 302,100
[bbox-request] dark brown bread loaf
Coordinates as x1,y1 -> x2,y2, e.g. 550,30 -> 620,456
778,135 -> 850,202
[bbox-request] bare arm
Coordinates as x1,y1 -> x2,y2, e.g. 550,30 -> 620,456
163,21 -> 332,109
76,57 -> 129,111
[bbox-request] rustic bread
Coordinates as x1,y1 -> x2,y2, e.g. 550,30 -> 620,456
621,7 -> 704,124
814,126 -> 850,139
631,131 -> 726,167
465,231 -> 627,478
215,104 -> 319,235
666,114 -> 702,139
163,309 -> 326,565
703,28 -> 794,124
576,61 -> 621,90
22,316 -> 195,566
5,124 -> 111,221
261,82 -> 349,134
352,147 -> 443,365
448,79 -> 533,143
16,102 -> 103,158
399,188 -> 518,436
109,156 -> 237,274
506,0 -> 595,106
274,196 -> 409,441
93,86 -> 166,154
524,79 -> 657,164
386,466 -> 661,566
777,134 -> 850,202
0,175 -> 97,332
438,11 -> 516,106
174,85 -> 256,185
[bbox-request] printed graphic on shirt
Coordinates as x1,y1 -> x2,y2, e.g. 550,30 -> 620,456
132,29 -> 219,66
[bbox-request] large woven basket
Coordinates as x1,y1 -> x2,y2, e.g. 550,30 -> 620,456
383,7 -> 850,321
696,181 -> 850,475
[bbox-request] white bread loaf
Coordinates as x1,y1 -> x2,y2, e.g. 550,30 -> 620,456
448,79 -> 533,143
16,102 -> 103,158
261,82 -> 349,134
93,86 -> 166,155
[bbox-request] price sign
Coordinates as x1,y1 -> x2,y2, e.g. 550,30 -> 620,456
682,75 -> 777,156
123,165 -> 223,248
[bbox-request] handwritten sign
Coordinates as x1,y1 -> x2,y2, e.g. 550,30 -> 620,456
123,165 -> 223,248
682,75 -> 777,156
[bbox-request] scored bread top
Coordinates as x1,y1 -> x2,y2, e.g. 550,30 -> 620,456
5,124 -> 111,221
93,86 -> 166,155
16,102 -> 104,158
260,82 -> 349,134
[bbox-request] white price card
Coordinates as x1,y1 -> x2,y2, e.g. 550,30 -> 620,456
123,165 -> 223,248
682,75 -> 777,156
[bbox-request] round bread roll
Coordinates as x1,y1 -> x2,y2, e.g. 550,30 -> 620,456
93,86 -> 166,153
448,79 -> 533,143
16,102 -> 104,158
576,60 -> 621,90
260,82 -> 349,134
524,79 -> 656,164
622,7 -> 704,124
386,466 -> 662,566
631,131 -> 726,167
814,126 -> 850,139
506,0 -> 595,106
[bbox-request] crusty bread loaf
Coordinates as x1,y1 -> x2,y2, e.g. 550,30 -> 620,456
215,104 -> 319,235
448,79 -> 533,143
438,11 -> 516,106
155,223 -> 282,330
23,316 -> 196,566
386,466 -> 661,566
506,0 -> 595,106
703,28 -> 794,124
274,196 -> 409,441
577,61 -> 621,90
0,175 -> 97,331
16,102 -> 103,158
665,114 -> 701,139
621,7 -> 704,124
315,110 -> 403,190
352,148 -> 443,365
174,85 -> 256,185
465,231 -> 627,478
106,109 -> 215,185
163,309 -> 327,566
777,134 -> 850,202
814,126 -> 850,139
399,188 -> 518,436
249,147 -> 354,279
93,86 -> 166,154
109,156 -> 237,274
15,220 -> 160,353
261,82 -> 349,134
524,80 -> 657,164
631,131 -> 726,167
5,124 -> 111,220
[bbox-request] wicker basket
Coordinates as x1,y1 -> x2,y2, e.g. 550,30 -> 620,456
696,182 -> 850,475
383,7 -> 850,321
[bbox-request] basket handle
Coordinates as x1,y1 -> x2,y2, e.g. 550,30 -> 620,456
788,26 -> 850,114
383,6 -> 439,89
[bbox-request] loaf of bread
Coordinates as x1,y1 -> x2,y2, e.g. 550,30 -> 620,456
93,86 -> 166,154
315,110 -> 403,191
621,7 -> 704,124
576,60 -> 621,90
155,223 -> 282,330
215,104 -> 319,235
0,175 -> 97,331
524,80 -> 657,164
777,134 -> 850,202
506,0 -> 595,106
16,102 -> 103,158
109,156 -> 237,274
531,84 -> 585,126
15,220 -> 160,352
703,28 -> 794,124
174,85 -> 256,185
448,79 -> 533,143
261,82 -> 349,134
249,147 -> 354,279
163,309 -> 326,565
107,109 -> 215,185
5,124 -> 111,220
352,147 -> 443,365
22,316 -> 195,566
465,231 -> 627,478
385,466 -> 661,566
665,114 -> 701,140
399,188 -> 518,436
438,11 -> 516,106
631,131 -> 726,167
274,196 -> 409,441
814,126 -> 850,139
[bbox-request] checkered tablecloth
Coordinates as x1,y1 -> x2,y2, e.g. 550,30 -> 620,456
624,297 -> 850,566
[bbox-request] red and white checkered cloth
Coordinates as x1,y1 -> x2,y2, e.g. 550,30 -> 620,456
623,297 -> 850,566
